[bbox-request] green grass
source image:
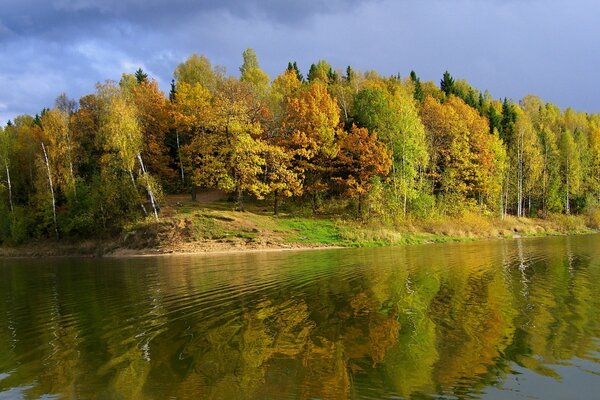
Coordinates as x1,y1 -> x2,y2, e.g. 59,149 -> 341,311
158,198 -> 599,250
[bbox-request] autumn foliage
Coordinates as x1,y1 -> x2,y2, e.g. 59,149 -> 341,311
1,50 -> 600,243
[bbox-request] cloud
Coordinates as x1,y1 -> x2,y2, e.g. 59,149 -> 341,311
1,0 -> 599,124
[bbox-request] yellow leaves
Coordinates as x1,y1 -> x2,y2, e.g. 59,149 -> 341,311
421,95 -> 501,205
283,81 -> 340,159
173,82 -> 213,130
100,94 -> 142,172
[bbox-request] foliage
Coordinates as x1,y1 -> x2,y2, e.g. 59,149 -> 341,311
2,52 -> 600,244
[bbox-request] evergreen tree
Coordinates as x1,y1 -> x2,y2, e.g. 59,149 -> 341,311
440,71 -> 456,97
169,79 -> 176,102
487,107 -> 502,135
345,66 -> 355,83
501,98 -> 517,143
410,70 -> 424,102
287,61 -> 303,82
134,68 -> 148,84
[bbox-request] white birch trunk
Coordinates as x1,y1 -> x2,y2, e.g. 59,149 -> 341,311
5,163 -> 13,213
41,142 -> 59,239
4,163 -> 14,212
129,168 -> 148,217
137,153 -> 159,221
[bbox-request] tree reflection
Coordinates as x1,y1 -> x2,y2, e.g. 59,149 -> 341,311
1,237 -> 600,398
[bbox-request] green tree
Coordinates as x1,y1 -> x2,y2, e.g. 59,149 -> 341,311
440,71 -> 456,97
559,130 -> 582,214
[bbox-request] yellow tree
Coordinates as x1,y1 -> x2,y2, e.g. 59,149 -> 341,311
589,125 -> 600,202
420,96 -> 472,199
281,81 -> 340,211
40,109 -> 77,194
182,78 -> 268,210
129,79 -> 177,187
559,129 -> 582,214
264,69 -> 304,214
447,96 -> 505,210
99,86 -> 160,220
173,53 -> 224,92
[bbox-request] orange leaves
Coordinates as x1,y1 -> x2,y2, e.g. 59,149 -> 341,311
333,125 -> 392,201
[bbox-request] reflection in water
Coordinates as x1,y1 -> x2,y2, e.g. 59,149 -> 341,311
1,235 -> 600,399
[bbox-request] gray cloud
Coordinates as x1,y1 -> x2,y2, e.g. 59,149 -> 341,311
1,0 -> 599,124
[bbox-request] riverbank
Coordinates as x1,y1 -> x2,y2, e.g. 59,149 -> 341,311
1,196 -> 598,258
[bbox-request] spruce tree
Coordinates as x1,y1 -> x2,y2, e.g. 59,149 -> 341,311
409,70 -> 424,102
440,70 -> 456,97
134,68 -> 148,84
169,79 -> 176,102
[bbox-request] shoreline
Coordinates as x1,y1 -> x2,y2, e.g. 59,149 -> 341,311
1,228 -> 595,259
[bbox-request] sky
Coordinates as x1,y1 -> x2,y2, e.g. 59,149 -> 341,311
1,0 -> 599,124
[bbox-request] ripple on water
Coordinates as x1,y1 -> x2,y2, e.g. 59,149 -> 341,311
1,235 -> 600,399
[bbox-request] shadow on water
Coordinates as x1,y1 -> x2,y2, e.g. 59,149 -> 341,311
1,234 -> 600,399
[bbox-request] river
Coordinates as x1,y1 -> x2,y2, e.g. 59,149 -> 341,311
1,235 -> 600,399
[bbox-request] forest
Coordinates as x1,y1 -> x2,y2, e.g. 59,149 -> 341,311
1,48 -> 600,244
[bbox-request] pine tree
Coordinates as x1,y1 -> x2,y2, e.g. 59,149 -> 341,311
169,80 -> 176,102
286,61 -> 303,82
134,68 -> 148,84
440,71 -> 456,97
410,70 -> 424,102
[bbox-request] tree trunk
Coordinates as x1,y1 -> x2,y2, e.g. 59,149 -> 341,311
273,190 -> 279,216
176,130 -> 185,184
237,186 -> 244,211
5,163 -> 13,213
358,194 -> 363,217
41,142 -> 59,240
129,168 -> 148,217
137,153 -> 159,221
565,160 -> 570,215
191,185 -> 197,202
311,193 -> 317,214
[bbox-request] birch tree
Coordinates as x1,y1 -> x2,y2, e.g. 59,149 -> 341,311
100,88 -> 160,221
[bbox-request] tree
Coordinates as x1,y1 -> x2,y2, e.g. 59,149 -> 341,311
352,84 -> 429,216
508,111 -> 543,217
181,78 -> 268,210
409,70 -> 424,102
239,48 -> 270,94
263,144 -> 303,215
127,78 -> 177,188
589,125 -> 600,203
286,61 -> 304,82
281,81 -> 341,211
0,127 -> 14,213
559,130 -> 582,214
173,54 -> 224,92
134,68 -> 149,84
99,86 -> 160,220
40,108 -> 77,194
440,71 -> 456,97
332,125 -> 391,215
307,60 -> 333,83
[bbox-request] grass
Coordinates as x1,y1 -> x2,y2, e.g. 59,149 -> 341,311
117,195 -> 600,253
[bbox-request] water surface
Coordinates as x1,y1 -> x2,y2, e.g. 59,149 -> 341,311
1,235 -> 600,399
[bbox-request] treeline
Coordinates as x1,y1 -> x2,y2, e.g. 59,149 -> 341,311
1,49 -> 600,243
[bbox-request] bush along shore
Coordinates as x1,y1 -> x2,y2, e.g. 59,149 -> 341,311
2,49 -> 600,255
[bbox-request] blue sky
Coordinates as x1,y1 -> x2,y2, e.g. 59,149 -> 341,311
1,0 -> 599,123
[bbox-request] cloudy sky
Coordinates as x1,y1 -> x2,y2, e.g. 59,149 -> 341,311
1,0 -> 599,123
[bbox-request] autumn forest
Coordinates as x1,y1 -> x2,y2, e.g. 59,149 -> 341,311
1,49 -> 600,244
